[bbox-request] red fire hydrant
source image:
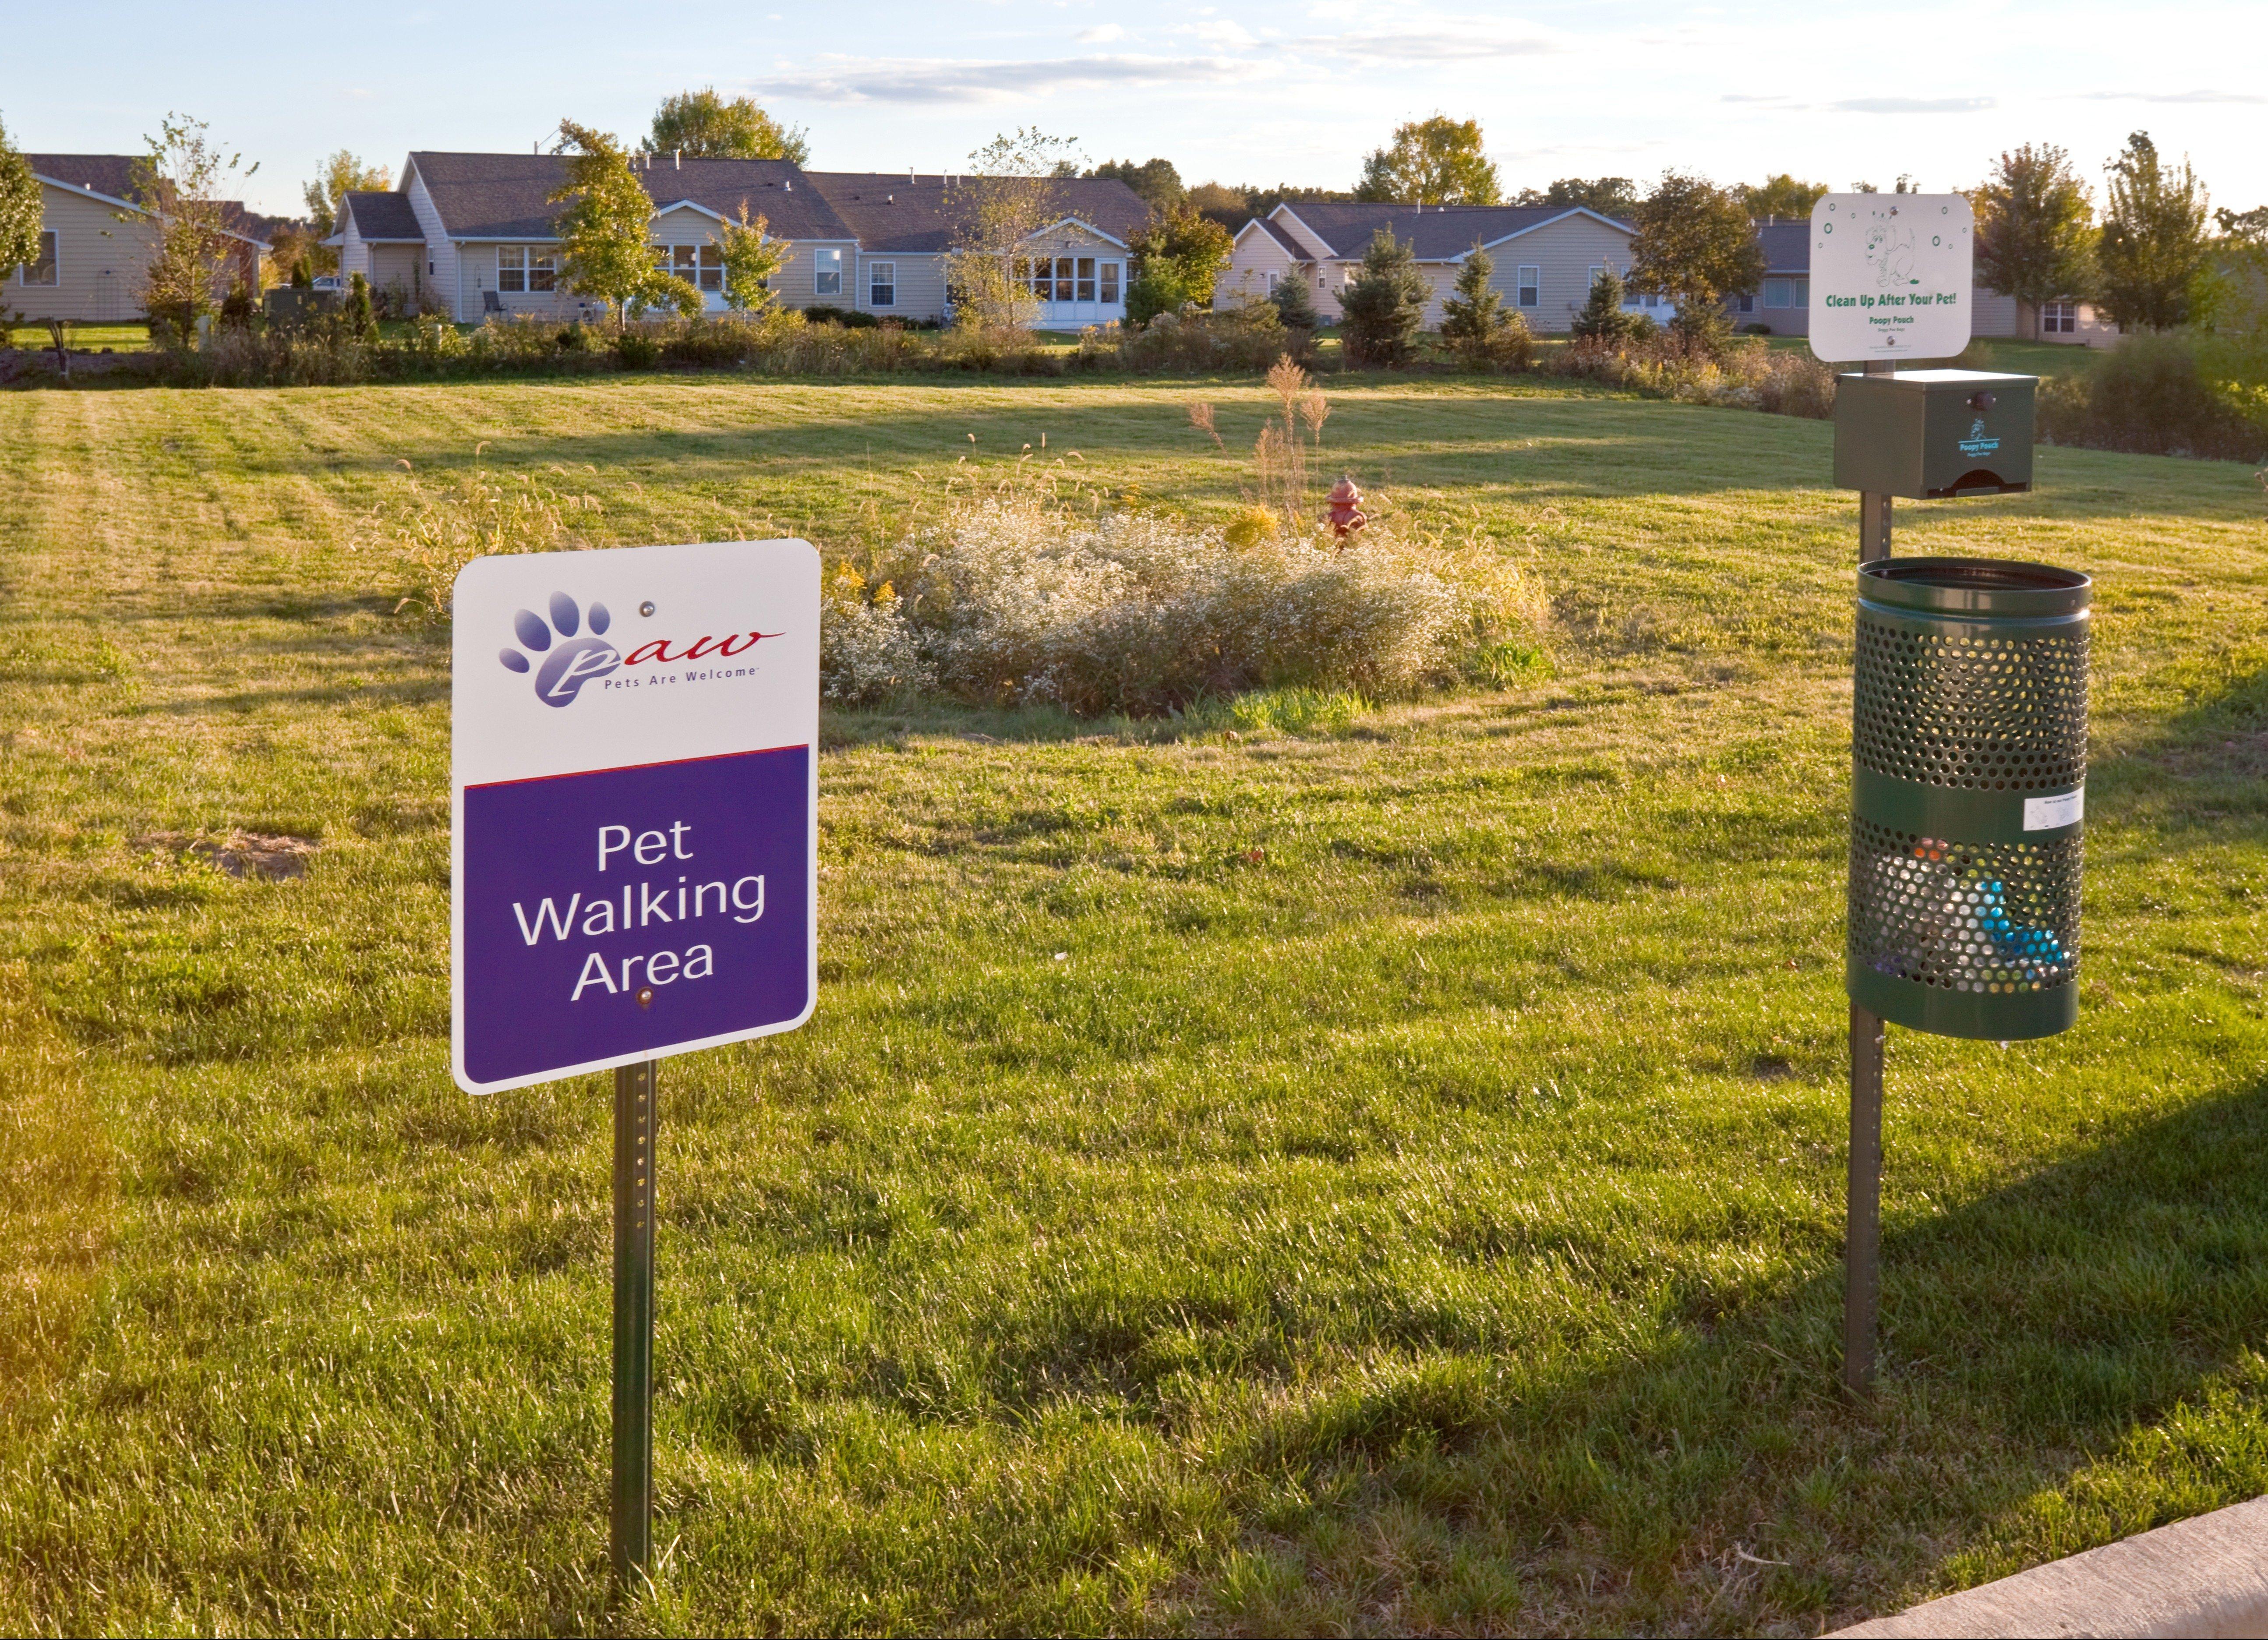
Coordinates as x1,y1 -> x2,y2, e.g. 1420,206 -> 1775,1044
1326,477 -> 1367,541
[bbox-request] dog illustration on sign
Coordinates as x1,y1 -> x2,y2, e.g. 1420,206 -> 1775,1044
1865,222 -> 1919,290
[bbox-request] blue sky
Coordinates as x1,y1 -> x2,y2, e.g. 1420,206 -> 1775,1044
6,0 -> 2262,218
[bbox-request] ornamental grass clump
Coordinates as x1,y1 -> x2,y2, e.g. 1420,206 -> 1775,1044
821,482 -> 1544,716
361,449 -> 604,618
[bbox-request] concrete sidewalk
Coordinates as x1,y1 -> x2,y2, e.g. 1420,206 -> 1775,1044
1831,1495 -> 2268,1638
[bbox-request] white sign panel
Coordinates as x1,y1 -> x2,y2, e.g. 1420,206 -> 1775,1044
451,540 -> 820,1094
1808,194 -> 1975,362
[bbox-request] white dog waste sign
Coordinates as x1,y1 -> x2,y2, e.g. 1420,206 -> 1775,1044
451,538 -> 820,1094
450,537 -> 820,1587
1809,193 -> 1974,362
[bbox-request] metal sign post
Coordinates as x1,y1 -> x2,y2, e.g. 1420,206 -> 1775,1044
450,539 -> 821,1587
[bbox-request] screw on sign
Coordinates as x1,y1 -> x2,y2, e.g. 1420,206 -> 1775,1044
452,539 -> 819,1586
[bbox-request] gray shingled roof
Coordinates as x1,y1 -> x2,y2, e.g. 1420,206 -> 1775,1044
340,191 -> 423,241
29,154 -> 276,246
1242,216 -> 1311,258
804,173 -> 1149,254
1757,222 -> 1809,274
1272,201 -> 1634,261
406,152 -> 857,242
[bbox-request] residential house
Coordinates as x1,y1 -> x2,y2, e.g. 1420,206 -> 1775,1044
1219,201 -> 1639,332
331,152 -> 1148,326
10,154 -> 272,322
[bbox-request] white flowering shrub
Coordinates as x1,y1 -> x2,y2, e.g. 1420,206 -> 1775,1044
821,498 -> 1544,717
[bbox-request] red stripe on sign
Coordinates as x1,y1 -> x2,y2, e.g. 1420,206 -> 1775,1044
463,742 -> 813,792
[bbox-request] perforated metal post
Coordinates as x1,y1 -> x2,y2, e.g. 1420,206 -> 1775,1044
611,1060 -> 657,1586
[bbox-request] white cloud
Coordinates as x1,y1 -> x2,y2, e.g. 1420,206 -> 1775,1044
1187,19 -> 1258,46
752,53 -> 1251,104
1828,96 -> 1995,114
1297,21 -> 1561,60
1075,22 -> 1124,42
2069,88 -> 2266,104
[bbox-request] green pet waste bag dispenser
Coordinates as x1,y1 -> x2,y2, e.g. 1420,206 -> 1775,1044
1848,557 -> 2090,1040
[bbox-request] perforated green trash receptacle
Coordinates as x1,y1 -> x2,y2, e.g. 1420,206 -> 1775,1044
1848,558 -> 2090,1040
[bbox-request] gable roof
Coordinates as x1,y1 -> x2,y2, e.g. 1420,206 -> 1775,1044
1236,216 -> 1312,258
405,152 -> 857,242
802,173 -> 1148,254
339,190 -> 424,242
1757,221 -> 1809,274
29,154 -> 277,248
1269,201 -> 1633,261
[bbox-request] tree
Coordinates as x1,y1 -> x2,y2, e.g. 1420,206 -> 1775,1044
1272,264 -> 1321,331
945,127 -> 1080,334
1188,182 -> 1249,230
0,116 -> 46,279
302,151 -> 389,240
1439,243 -> 1511,359
1972,144 -> 2096,338
1338,229 -> 1429,365
1628,170 -> 1763,349
1514,177 -> 1639,216
2098,131 -> 2213,332
718,205 -> 791,312
2217,205 -> 2268,246
1740,174 -> 1828,221
1570,266 -> 1643,343
649,89 -> 809,164
551,121 -> 700,320
1356,116 -> 1501,205
130,113 -> 259,339
1088,158 -> 1184,214
1129,203 -> 1233,308
346,271 -> 376,339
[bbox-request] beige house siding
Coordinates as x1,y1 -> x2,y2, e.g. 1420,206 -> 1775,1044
337,214 -> 370,283
856,251 -> 946,320
1481,216 -> 1636,333
403,166 -> 461,319
12,181 -> 161,322
1219,227 -> 1301,311
369,244 -> 424,310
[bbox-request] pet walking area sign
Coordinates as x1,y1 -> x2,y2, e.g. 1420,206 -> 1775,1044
451,537 -> 818,1588
1809,193 -> 1975,361
452,539 -> 819,1093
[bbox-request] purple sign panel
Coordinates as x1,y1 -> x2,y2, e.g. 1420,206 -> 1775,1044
460,746 -> 812,1087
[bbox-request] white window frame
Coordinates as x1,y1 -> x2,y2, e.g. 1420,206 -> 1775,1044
497,244 -> 526,293
813,246 -> 842,296
1516,265 -> 1540,308
868,260 -> 895,308
19,229 -> 57,286
2043,300 -> 2077,334
1100,260 -> 1120,304
528,248 -> 557,293
1587,263 -> 1605,291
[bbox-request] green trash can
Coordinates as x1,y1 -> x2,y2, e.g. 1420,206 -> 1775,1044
1848,557 -> 2090,1040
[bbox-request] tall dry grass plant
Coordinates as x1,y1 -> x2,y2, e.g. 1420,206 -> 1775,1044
360,447 -> 604,618
1548,332 -> 1838,418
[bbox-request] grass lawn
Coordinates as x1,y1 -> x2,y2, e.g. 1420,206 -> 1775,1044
1,374 -> 2263,1636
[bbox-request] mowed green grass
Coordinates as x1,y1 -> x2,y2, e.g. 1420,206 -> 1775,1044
0,375 -> 2263,1637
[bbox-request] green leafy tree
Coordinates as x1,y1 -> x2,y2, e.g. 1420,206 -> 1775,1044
1188,181 -> 1249,230
1128,203 -> 1233,309
130,113 -> 259,339
551,121 -> 700,320
2216,205 -> 2268,246
1272,264 -> 1321,331
1439,243 -> 1509,360
945,128 -> 1081,334
1515,177 -> 1639,216
1356,116 -> 1501,205
302,151 -> 390,239
1629,170 -> 1763,350
1739,173 -> 1828,221
1089,158 -> 1184,213
2098,131 -> 2213,332
1570,266 -> 1642,342
648,89 -> 809,164
0,115 -> 44,280
1972,144 -> 2097,339
718,205 -> 791,312
1338,229 -> 1429,365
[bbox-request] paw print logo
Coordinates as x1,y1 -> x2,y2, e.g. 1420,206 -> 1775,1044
498,592 -> 621,707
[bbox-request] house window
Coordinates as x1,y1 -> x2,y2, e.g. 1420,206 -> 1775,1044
529,249 -> 556,293
1077,257 -> 1095,301
814,247 -> 842,296
18,230 -> 57,285
1764,278 -> 1792,309
497,245 -> 526,293
1734,292 -> 1755,314
1794,278 -> 1809,308
1516,265 -> 1540,307
1101,261 -> 1120,304
2043,300 -> 2077,333
669,244 -> 724,293
869,261 -> 895,307
1587,263 -> 1605,291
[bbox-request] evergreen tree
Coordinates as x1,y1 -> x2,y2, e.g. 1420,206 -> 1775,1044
1338,230 -> 1429,366
2098,131 -> 2212,332
1439,244 -> 1508,360
1570,266 -> 1637,341
1272,265 -> 1321,331
347,271 -> 376,338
